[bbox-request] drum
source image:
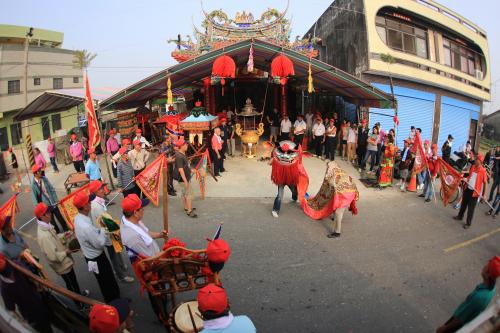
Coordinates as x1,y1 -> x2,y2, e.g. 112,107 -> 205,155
171,301 -> 204,333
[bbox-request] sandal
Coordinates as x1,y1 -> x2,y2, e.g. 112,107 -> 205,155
184,207 -> 196,212
186,210 -> 198,218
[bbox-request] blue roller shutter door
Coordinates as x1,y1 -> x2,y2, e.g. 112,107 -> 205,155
369,84 -> 435,149
438,97 -> 479,153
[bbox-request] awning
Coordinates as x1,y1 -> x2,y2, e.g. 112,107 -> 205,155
100,39 -> 395,110
14,88 -> 119,121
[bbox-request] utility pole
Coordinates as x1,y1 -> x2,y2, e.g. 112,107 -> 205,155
23,27 -> 34,108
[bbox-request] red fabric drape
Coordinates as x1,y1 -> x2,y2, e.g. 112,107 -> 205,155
271,54 -> 295,77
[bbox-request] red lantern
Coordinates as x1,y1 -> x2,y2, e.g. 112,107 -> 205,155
271,54 -> 295,78
212,55 -> 235,97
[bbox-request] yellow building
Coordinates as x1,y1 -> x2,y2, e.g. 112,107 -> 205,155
306,0 -> 490,150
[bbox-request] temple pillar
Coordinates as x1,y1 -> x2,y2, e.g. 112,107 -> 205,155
281,84 -> 288,116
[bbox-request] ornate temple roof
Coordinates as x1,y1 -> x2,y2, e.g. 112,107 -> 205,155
169,1 -> 320,63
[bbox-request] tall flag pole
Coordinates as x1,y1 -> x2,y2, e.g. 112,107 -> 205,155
84,73 -> 101,149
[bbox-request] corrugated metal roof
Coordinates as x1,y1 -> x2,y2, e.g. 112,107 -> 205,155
100,39 -> 395,110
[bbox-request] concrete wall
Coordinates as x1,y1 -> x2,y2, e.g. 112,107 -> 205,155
304,0 -> 368,77
0,44 -> 83,113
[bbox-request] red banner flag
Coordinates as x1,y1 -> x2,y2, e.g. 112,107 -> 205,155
0,195 -> 19,227
85,74 -> 100,150
59,184 -> 90,230
411,132 -> 429,174
437,157 -> 462,207
135,155 -> 166,206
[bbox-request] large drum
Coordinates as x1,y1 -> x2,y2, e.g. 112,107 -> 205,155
170,301 -> 204,333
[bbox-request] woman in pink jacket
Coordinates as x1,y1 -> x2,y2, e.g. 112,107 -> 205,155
47,137 -> 59,173
69,133 -> 85,172
34,147 -> 47,176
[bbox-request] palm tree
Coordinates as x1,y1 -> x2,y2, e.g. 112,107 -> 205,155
73,49 -> 97,72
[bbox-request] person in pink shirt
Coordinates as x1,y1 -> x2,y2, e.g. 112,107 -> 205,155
46,137 -> 59,173
34,147 -> 47,176
211,127 -> 223,177
69,133 -> 85,172
106,129 -> 120,178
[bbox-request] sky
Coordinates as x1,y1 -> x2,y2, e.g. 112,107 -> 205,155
1,0 -> 498,114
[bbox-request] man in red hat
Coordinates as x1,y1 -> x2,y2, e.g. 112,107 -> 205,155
47,137 -> 59,173
85,147 -> 102,181
35,202 -> 89,298
133,128 -> 151,149
73,191 -> 120,303
174,139 -> 197,217
89,298 -> 133,333
31,164 -> 68,232
89,180 -> 134,283
0,253 -> 54,333
420,143 -> 439,203
454,154 -> 488,229
117,147 -> 140,197
211,127 -> 223,176
69,133 -> 85,172
206,239 -> 231,276
106,129 -> 120,178
437,256 -> 500,333
197,284 -> 256,332
128,139 -> 150,177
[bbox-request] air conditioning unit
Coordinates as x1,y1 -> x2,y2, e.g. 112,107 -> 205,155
475,70 -> 483,80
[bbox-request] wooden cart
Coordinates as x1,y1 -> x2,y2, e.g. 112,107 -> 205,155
64,172 -> 90,194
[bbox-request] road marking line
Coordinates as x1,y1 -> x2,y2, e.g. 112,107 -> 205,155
444,227 -> 500,253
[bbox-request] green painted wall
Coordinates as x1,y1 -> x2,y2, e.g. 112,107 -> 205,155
0,24 -> 63,45
0,107 -> 78,149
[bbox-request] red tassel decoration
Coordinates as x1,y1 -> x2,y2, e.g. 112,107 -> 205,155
271,54 -> 295,77
212,55 -> 236,78
221,78 -> 225,96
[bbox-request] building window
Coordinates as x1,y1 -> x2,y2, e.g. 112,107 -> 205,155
443,37 -> 484,78
51,113 -> 62,131
53,78 -> 63,89
376,15 -> 428,59
10,123 -> 22,145
41,117 -> 51,140
73,77 -> 79,84
7,80 -> 21,94
34,78 -> 41,86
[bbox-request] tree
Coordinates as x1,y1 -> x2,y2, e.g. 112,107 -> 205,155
72,49 -> 97,71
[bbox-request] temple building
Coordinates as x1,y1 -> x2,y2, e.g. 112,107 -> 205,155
305,0 -> 490,150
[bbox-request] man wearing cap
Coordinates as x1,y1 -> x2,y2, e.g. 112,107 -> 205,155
174,139 -> 197,217
128,139 -> 150,177
293,114 -> 306,147
420,144 -> 440,203
441,134 -> 454,164
197,284 -> 256,333
133,128 -> 151,149
117,147 -> 140,197
437,256 -> 500,333
35,202 -> 89,297
85,148 -> 102,181
0,216 -> 27,260
89,299 -> 133,333
206,239 -> 231,282
120,194 -> 166,258
47,137 -> 59,173
73,191 -> 121,303
89,180 -> 134,283
70,133 -> 85,172
106,129 -> 120,178
0,254 -> 54,333
31,164 -> 68,232
453,155 -> 488,229
211,127 -> 223,176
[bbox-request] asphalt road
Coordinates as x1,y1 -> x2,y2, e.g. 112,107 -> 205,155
1,157 -> 499,333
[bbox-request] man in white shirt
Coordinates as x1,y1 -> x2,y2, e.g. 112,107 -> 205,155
293,114 -> 307,148
89,180 -> 134,283
120,194 -> 166,258
312,117 -> 326,157
280,114 -> 292,141
133,128 -> 151,149
128,140 -> 150,176
73,191 -> 120,303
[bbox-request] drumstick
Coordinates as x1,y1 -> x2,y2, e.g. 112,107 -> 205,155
187,304 -> 199,333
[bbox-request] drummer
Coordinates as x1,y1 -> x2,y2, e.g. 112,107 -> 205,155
197,284 -> 256,332
89,298 -> 133,333
35,202 -> 89,299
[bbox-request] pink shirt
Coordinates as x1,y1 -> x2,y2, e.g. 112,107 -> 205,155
35,153 -> 46,169
47,142 -> 56,158
70,141 -> 83,161
106,137 -> 119,153
211,134 -> 222,151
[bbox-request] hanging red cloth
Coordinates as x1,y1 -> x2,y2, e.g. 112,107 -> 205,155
212,55 -> 236,96
271,54 -> 295,77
